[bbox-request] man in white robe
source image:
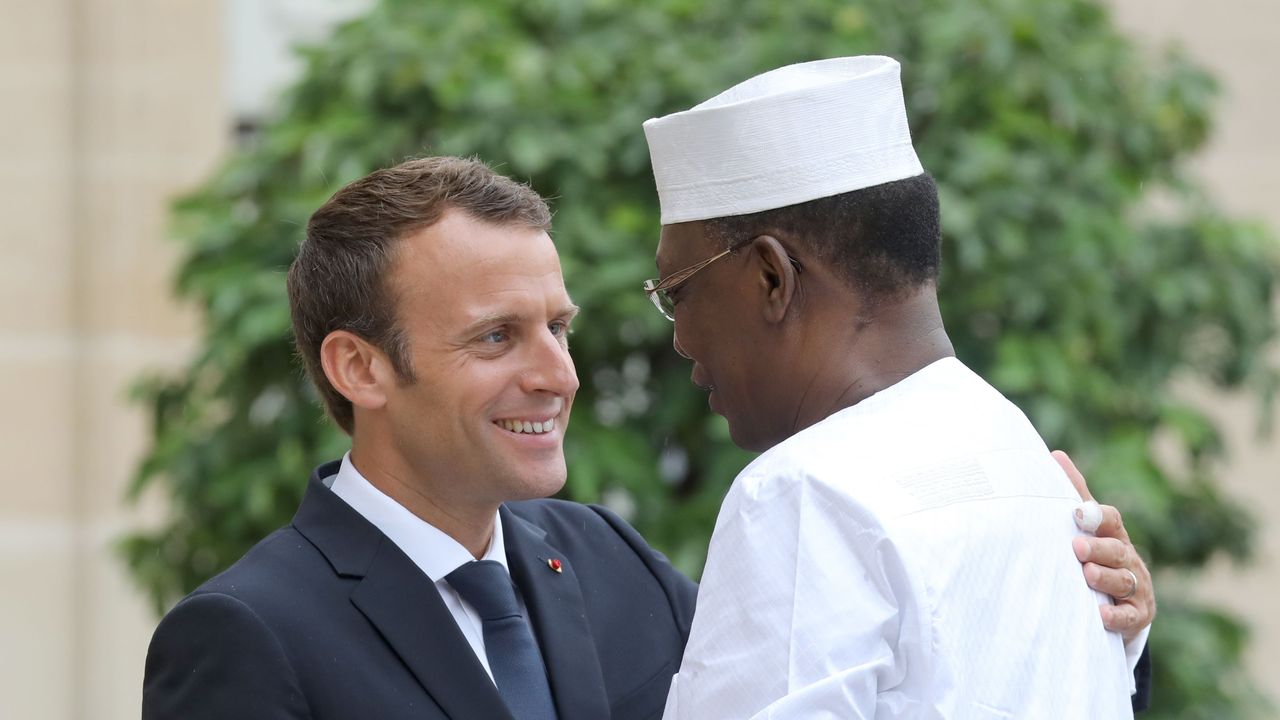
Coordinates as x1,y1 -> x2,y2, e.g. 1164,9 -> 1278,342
641,56 -> 1150,718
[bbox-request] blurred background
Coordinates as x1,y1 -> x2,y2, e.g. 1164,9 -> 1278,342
1,0 -> 1277,717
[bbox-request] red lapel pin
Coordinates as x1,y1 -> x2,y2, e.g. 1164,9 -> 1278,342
547,558 -> 563,573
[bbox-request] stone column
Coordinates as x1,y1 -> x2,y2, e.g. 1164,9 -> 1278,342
0,1 -> 225,717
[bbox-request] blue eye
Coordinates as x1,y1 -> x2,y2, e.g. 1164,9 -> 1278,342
549,321 -> 567,337
480,330 -> 508,344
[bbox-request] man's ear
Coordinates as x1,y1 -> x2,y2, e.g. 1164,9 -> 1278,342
320,330 -> 394,411
749,235 -> 799,324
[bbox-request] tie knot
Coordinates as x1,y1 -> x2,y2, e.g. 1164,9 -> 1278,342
446,560 -> 522,621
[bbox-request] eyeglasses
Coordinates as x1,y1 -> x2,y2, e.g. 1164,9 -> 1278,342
642,242 -> 744,321
643,238 -> 802,321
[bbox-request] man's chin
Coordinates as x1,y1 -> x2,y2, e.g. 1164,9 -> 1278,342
506,467 -> 568,502
726,418 -> 782,454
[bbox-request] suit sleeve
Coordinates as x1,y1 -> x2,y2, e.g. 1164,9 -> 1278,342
588,503 -> 699,642
143,591 -> 312,720
1132,643 -> 1152,712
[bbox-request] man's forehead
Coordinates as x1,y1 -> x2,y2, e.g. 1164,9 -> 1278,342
656,221 -> 712,265
444,267 -> 570,308
393,218 -> 568,314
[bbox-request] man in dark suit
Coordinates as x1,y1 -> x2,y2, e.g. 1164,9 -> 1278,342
141,461 -> 693,720
142,156 -> 1151,719
144,156 -> 695,720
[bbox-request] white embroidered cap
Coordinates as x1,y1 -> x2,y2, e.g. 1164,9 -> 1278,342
642,56 -> 924,225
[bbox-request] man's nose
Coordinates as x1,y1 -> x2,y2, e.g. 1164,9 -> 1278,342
672,327 -> 692,360
521,330 -> 580,396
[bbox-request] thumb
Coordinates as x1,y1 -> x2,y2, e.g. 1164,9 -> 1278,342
1053,450 -> 1093,502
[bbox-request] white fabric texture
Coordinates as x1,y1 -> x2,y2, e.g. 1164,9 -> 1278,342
328,452 -> 523,683
664,358 -> 1134,719
643,56 -> 924,224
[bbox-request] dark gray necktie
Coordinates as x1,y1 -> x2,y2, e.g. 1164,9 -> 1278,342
446,560 -> 558,720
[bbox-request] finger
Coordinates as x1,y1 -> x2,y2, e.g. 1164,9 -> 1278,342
1072,536 -> 1090,562
1100,602 -> 1144,635
1075,536 -> 1130,569
1053,450 -> 1092,502
1082,562 -> 1137,600
1074,501 -> 1103,533
1099,593 -> 1155,644
1091,504 -> 1131,544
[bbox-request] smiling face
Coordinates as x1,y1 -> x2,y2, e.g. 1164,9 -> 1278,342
656,221 -> 792,452
379,210 -> 579,508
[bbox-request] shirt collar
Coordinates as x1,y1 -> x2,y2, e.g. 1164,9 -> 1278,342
328,451 -> 507,581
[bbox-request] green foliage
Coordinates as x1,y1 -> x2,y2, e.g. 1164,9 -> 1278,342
125,0 -> 1278,715
1146,593 -> 1273,718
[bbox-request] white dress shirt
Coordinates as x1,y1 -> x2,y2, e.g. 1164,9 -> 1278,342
664,358 -> 1138,719
327,452 -> 522,682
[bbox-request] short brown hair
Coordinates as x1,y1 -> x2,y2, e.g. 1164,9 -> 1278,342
287,156 -> 552,434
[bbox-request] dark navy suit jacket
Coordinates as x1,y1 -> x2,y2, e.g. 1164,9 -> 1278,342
143,461 -> 697,720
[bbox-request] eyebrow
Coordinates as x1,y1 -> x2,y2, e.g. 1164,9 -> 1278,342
459,303 -> 581,336
559,303 -> 582,322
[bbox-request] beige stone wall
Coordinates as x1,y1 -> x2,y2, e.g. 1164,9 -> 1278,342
0,0 -> 1274,717
0,1 -> 224,718
1107,0 -> 1280,702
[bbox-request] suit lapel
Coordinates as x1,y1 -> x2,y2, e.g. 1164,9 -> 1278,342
293,466 -> 513,720
351,540 -> 514,720
502,506 -> 611,720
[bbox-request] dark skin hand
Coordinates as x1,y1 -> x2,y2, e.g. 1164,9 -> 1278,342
1054,450 -> 1156,643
